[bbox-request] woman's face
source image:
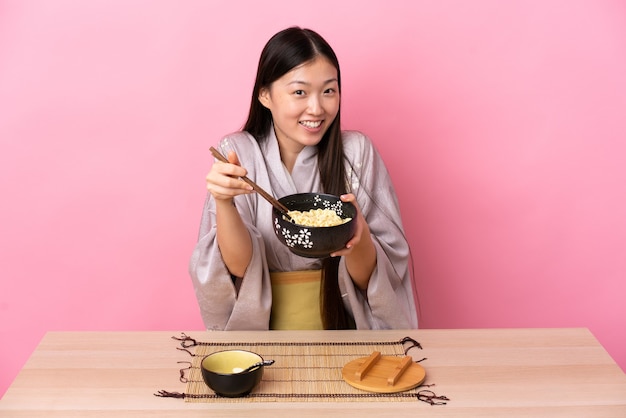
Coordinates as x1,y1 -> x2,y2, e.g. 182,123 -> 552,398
259,56 -> 340,155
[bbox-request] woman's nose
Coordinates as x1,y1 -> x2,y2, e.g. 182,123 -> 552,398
307,95 -> 323,115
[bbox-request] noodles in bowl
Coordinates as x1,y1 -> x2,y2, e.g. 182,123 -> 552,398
287,208 -> 352,227
272,193 -> 357,258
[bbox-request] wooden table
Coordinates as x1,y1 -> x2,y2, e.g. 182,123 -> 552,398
1,328 -> 625,417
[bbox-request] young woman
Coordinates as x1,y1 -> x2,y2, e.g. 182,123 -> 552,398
189,27 -> 417,330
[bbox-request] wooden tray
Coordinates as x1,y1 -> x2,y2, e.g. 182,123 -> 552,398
341,351 -> 426,393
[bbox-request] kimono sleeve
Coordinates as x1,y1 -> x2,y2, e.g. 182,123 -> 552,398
188,143 -> 273,330
338,132 -> 418,329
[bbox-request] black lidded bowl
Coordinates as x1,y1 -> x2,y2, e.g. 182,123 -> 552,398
272,193 -> 357,258
200,350 -> 265,397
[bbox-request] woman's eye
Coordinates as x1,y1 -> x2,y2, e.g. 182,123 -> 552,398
294,90 -> 305,96
324,88 -> 336,94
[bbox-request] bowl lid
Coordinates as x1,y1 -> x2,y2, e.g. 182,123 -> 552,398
341,351 -> 426,393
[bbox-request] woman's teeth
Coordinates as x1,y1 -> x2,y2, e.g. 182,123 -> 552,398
300,121 -> 322,128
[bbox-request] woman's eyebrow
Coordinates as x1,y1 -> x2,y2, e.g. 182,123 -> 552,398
287,78 -> 339,86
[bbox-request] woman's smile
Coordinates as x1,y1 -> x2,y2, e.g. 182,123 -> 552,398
300,120 -> 324,131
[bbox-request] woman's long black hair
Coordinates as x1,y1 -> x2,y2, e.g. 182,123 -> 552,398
243,27 -> 353,329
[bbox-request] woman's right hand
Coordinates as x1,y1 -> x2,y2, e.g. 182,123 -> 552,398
205,150 -> 253,201
207,149 -> 254,277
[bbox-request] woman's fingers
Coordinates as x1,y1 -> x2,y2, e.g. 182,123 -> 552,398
206,150 -> 252,198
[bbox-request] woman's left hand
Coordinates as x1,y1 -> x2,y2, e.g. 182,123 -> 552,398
330,194 -> 376,289
330,194 -> 367,257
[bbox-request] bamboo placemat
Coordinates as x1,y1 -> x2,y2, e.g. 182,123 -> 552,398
156,333 -> 448,403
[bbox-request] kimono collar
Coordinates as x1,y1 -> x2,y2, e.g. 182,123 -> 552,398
262,126 -> 319,195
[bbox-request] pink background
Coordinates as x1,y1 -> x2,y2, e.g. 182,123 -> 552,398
1,0 -> 625,397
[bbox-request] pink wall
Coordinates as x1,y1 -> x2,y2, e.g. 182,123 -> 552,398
1,0 -> 625,397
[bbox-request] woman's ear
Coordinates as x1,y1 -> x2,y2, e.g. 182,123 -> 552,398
258,88 -> 271,109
